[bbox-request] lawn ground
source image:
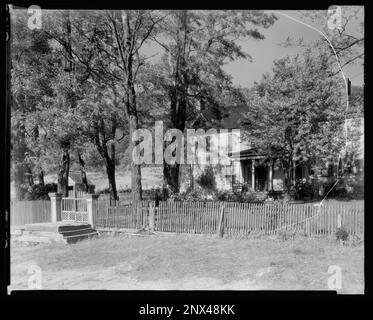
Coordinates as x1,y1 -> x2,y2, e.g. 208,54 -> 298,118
10,234 -> 364,293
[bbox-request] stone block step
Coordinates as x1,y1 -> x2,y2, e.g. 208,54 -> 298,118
58,224 -> 93,233
15,222 -> 99,245
60,227 -> 97,238
24,222 -> 91,233
64,231 -> 99,244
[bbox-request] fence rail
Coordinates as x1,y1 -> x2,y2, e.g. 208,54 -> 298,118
11,198 -> 364,238
95,201 -> 364,237
10,200 -> 51,226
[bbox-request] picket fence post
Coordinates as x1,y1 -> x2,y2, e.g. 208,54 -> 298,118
217,204 -> 225,238
149,202 -> 155,231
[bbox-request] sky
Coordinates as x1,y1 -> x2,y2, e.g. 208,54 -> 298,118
223,9 -> 364,88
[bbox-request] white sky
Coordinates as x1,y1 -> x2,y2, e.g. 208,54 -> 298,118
222,9 -> 364,87
141,9 -> 364,88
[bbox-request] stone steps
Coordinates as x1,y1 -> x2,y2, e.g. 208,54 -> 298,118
12,222 -> 99,245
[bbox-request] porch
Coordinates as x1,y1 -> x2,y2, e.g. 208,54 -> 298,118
230,149 -> 308,193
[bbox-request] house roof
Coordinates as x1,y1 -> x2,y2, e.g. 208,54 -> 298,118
230,148 -> 265,160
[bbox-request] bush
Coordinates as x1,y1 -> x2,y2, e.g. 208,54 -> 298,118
267,190 -> 283,200
152,187 -> 170,203
169,187 -> 211,202
215,190 -> 241,202
277,229 -> 296,241
335,227 -> 349,242
215,190 -> 259,203
346,234 -> 363,246
24,183 -> 57,200
195,166 -> 216,193
294,179 -> 315,199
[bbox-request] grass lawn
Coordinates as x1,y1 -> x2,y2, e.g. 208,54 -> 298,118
10,234 -> 364,293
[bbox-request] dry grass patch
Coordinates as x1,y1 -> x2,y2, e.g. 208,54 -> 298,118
10,234 -> 364,292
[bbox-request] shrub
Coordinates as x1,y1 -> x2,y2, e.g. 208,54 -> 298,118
267,190 -> 283,200
169,187 -> 210,202
241,191 -> 258,202
215,190 -> 259,203
346,234 -> 363,246
24,183 -> 57,200
335,227 -> 349,242
195,166 -> 216,193
215,190 -> 241,202
294,179 -> 315,199
277,229 -> 296,241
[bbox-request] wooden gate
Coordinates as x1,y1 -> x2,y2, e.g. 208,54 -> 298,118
61,197 -> 88,223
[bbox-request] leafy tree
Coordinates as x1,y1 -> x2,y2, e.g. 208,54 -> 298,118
149,10 -> 278,192
11,9 -> 60,198
42,10 -> 166,202
242,48 -> 347,194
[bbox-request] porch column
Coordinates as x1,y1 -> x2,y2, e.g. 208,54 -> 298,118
269,161 -> 273,191
86,194 -> 99,227
251,160 -> 255,190
49,193 -> 62,223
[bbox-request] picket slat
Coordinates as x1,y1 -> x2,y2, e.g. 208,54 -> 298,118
10,200 -> 52,226
12,199 -> 363,238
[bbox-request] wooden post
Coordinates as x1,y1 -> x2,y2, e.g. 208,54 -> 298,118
337,212 -> 342,246
49,193 -> 62,223
136,202 -> 142,229
86,194 -> 98,227
148,202 -> 156,231
149,202 -> 155,231
217,204 -> 225,238
337,212 -> 342,228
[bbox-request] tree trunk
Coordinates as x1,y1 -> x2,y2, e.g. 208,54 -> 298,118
12,123 -> 28,200
78,153 -> 89,192
38,169 -> 45,186
104,143 -> 118,203
163,162 -> 180,194
57,145 -> 70,197
163,11 -> 189,192
282,161 -> 294,200
25,165 -> 34,187
125,37 -> 142,203
129,115 -> 142,203
57,11 -> 73,198
163,72 -> 188,193
105,160 -> 117,204
14,165 -> 26,201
